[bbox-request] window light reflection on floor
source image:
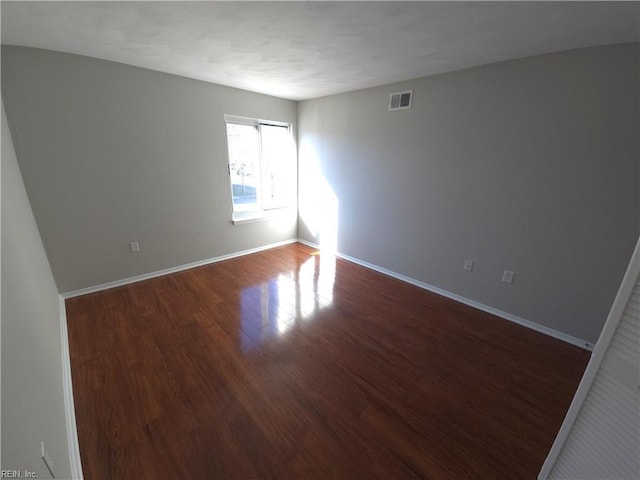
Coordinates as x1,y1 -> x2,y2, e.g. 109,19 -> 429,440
239,251 -> 336,351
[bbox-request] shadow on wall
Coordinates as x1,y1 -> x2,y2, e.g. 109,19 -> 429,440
298,139 -> 339,253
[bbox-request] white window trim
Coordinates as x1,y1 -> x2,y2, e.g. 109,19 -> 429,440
224,114 -> 294,224
224,114 -> 290,129
231,211 -> 269,225
230,207 -> 296,226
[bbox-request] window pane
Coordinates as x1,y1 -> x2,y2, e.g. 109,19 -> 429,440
261,124 -> 295,209
226,123 -> 260,213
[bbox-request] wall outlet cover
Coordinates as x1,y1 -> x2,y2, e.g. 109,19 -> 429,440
502,270 -> 515,284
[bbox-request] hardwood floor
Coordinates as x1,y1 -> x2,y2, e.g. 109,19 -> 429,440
66,242 -> 590,479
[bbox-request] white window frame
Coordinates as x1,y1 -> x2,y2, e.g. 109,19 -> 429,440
224,114 -> 295,225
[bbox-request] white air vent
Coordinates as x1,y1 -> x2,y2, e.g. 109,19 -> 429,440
389,90 -> 413,111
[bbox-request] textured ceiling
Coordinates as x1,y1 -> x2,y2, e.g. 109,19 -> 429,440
2,2 -> 638,100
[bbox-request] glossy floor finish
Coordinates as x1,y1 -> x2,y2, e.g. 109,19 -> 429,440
66,243 -> 590,479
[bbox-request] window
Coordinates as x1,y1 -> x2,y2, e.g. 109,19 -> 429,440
224,115 -> 296,223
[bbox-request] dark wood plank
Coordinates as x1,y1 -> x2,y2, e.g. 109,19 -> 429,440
66,242 -> 590,479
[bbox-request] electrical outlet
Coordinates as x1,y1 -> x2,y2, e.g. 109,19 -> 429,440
502,270 -> 515,284
130,241 -> 140,253
41,441 -> 55,478
464,259 -> 473,272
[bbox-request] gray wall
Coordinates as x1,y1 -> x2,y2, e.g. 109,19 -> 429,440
2,46 -> 297,293
1,101 -> 71,478
298,43 -> 639,344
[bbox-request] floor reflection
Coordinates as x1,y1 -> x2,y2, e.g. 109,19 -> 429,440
240,252 -> 336,351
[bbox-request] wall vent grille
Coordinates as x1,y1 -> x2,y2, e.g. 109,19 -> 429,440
389,90 -> 413,111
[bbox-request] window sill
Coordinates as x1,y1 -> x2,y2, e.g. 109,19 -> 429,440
231,207 -> 294,225
232,213 -> 270,225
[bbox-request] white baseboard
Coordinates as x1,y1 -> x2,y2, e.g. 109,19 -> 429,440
62,238 -> 298,298
60,236 -> 593,351
297,239 -> 594,351
537,236 -> 640,480
59,297 -> 83,479
59,238 -> 296,476
56,236 -> 592,478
